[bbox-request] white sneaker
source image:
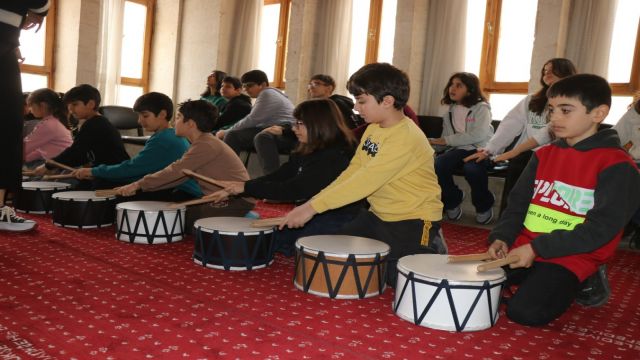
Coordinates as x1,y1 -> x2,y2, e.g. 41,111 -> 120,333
0,206 -> 37,232
445,192 -> 464,221
476,192 -> 496,224
476,208 -> 494,224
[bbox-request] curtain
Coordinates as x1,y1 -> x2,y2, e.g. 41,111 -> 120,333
311,0 -> 353,96
418,0 -> 468,116
217,0 -> 262,77
97,0 -> 124,106
565,0 -> 617,76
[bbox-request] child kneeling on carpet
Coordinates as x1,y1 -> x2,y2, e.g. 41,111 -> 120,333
279,62 -> 446,287
114,100 -> 252,232
486,74 -> 640,326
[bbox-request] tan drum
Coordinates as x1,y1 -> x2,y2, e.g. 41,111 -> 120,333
14,181 -> 72,214
116,201 -> 186,244
393,254 -> 506,332
193,217 -> 275,270
294,235 -> 389,299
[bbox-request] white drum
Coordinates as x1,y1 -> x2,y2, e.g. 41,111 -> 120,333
14,181 -> 72,214
393,254 -> 506,332
51,191 -> 116,229
116,201 -> 186,244
294,235 -> 390,299
193,217 -> 275,270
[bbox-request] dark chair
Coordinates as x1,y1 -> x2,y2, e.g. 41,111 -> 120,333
99,105 -> 149,146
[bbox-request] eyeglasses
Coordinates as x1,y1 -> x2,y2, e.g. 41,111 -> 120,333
242,82 -> 257,89
293,120 -> 305,128
308,81 -> 328,88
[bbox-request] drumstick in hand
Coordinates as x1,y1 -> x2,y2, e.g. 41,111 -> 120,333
46,159 -> 76,172
477,255 -> 520,272
95,189 -> 119,197
182,169 -> 227,188
448,252 -> 492,263
167,197 -> 216,209
42,173 -> 76,180
251,217 -> 286,228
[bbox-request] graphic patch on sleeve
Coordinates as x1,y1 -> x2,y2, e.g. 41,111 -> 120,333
361,136 -> 379,157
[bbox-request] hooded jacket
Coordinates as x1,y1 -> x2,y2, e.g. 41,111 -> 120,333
489,129 -> 640,281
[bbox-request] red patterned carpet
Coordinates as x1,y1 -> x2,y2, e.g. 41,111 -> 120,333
0,204 -> 639,359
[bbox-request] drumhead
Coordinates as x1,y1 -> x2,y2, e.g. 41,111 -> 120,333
296,235 -> 390,258
52,191 -> 115,201
22,181 -> 72,190
194,217 -> 274,235
397,254 -> 505,282
116,201 -> 185,212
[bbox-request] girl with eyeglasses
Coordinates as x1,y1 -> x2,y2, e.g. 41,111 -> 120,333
204,98 -> 362,255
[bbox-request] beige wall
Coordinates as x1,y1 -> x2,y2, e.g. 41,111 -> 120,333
54,0 -> 101,92
52,0 -> 570,110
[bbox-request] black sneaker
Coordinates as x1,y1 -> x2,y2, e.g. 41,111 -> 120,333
575,264 -> 610,307
428,227 -> 448,254
0,206 -> 37,232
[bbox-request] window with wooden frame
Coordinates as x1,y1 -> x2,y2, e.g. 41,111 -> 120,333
258,0 -> 291,89
348,0 -> 397,76
606,0 -> 640,123
19,0 -> 56,92
117,0 -> 155,106
478,0 -> 538,119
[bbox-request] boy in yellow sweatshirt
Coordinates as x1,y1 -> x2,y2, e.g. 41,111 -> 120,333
280,63 -> 445,286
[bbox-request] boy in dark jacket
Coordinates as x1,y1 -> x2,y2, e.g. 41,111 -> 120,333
33,84 -> 130,187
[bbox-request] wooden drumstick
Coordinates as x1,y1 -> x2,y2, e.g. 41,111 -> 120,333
477,255 -> 520,272
448,252 -> 492,263
95,189 -> 119,197
251,217 -> 286,228
182,169 -> 227,188
46,159 -> 76,172
167,197 -> 216,209
42,173 -> 76,180
22,170 -> 36,176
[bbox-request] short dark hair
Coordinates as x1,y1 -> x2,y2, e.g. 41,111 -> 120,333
177,99 -> 219,132
63,84 -> 101,109
347,63 -> 409,109
222,76 -> 242,90
293,99 -> 356,155
441,72 -> 487,108
133,92 -> 174,120
310,74 -> 336,89
547,74 -> 611,112
241,70 -> 269,87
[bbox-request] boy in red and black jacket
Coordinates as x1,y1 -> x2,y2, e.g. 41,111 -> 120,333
487,74 -> 640,326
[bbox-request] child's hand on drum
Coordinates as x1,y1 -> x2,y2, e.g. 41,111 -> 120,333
215,180 -> 245,195
72,167 -> 93,180
506,244 -> 535,269
114,182 -> 140,197
279,202 -> 317,230
488,239 -> 509,259
33,164 -> 49,176
203,189 -> 229,203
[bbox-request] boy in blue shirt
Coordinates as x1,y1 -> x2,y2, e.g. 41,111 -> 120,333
72,92 -> 201,197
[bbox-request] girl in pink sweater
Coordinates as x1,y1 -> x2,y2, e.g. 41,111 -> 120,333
24,88 -> 72,166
